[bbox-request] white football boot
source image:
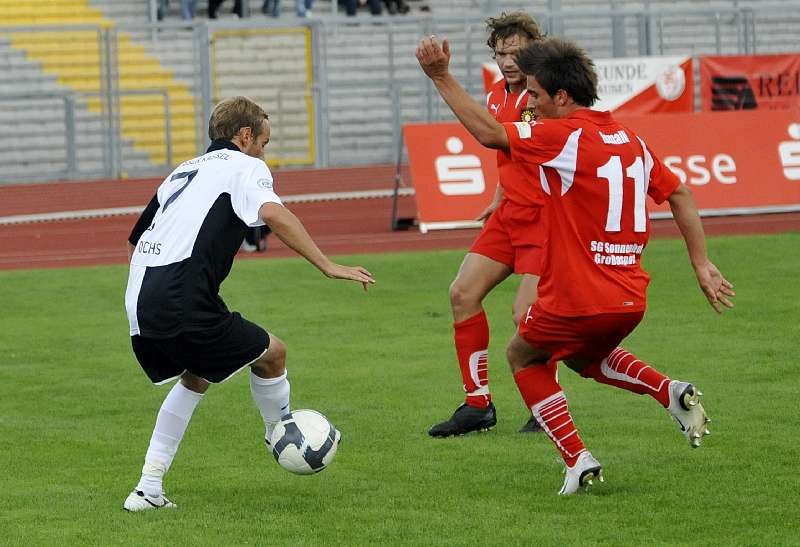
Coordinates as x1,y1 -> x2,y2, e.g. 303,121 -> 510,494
667,380 -> 711,448
123,490 -> 176,512
559,451 -> 604,495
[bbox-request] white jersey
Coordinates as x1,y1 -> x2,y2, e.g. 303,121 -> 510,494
125,142 -> 282,338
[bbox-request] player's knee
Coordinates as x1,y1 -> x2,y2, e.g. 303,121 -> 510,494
449,280 -> 478,310
252,335 -> 287,378
180,372 -> 210,393
506,341 -> 526,372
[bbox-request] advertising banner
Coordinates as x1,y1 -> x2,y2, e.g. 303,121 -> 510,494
617,109 -> 800,214
404,109 -> 800,231
594,56 -> 693,114
403,122 -> 498,233
700,54 -> 800,111
482,55 -> 693,114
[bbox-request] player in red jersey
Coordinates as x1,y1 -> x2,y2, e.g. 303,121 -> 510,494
428,12 -> 549,438
417,36 -> 735,493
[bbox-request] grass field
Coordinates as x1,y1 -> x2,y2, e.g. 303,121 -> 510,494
1,232 -> 798,545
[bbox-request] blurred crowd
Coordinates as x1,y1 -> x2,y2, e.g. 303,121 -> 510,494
157,0 -> 425,20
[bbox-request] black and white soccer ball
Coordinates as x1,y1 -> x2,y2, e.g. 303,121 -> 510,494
268,409 -> 341,475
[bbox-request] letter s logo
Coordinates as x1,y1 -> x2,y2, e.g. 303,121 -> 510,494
779,123 -> 800,181
435,137 -> 486,196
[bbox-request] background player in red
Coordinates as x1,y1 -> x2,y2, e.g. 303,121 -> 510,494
417,36 -> 735,494
428,12 -> 548,438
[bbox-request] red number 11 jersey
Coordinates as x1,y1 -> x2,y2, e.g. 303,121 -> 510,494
503,109 -> 681,316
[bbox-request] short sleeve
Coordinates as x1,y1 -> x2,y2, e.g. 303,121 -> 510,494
503,120 -> 568,166
230,160 -> 283,227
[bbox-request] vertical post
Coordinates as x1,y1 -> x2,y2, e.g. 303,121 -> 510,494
611,12 -> 626,58
103,27 -> 122,178
196,22 -> 213,155
390,86 -> 401,171
312,20 -> 329,168
64,95 -> 77,177
162,90 -> 173,168
548,0 -> 563,36
424,18 -> 434,122
276,88 -> 285,165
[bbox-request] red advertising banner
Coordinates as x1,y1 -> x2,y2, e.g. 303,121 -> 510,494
405,109 -> 800,231
700,54 -> 800,111
403,122 -> 498,232
617,109 -> 800,213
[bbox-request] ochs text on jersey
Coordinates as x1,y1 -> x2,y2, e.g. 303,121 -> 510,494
137,239 -> 162,255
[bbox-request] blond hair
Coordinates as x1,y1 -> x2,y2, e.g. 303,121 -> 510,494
208,96 -> 269,140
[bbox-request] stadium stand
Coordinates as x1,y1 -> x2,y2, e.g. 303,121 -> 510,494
1,0 -> 199,179
1,0 -> 798,182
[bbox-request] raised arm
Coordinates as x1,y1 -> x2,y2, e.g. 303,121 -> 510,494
667,183 -> 735,313
416,37 -> 509,150
259,202 -> 375,290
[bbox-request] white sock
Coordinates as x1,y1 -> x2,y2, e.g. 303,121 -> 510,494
136,382 -> 204,496
250,370 -> 290,439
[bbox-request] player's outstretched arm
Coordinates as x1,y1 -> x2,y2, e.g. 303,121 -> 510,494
667,184 -> 735,313
416,36 -> 508,150
259,202 -> 375,291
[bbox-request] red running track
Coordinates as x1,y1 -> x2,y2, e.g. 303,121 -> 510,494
1,165 -> 799,271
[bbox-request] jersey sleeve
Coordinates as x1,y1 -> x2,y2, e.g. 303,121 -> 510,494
503,120 -> 568,166
642,142 -> 681,204
128,194 -> 159,245
230,160 -> 283,227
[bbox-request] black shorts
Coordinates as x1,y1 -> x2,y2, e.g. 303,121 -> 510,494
131,312 -> 270,384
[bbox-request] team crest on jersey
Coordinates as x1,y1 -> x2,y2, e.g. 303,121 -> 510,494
257,178 -> 273,190
520,108 -> 536,123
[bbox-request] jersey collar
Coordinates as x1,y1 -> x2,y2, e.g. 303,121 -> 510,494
568,108 -> 613,124
206,139 -> 241,153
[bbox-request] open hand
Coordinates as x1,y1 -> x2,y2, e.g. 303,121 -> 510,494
694,259 -> 735,313
324,263 -> 375,291
415,36 -> 451,80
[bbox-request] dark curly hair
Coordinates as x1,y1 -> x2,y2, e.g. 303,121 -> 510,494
486,11 -> 544,51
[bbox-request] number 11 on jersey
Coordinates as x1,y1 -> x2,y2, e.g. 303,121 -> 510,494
597,156 -> 647,233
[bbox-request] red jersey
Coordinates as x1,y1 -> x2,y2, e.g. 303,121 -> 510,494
503,109 -> 680,316
486,80 -> 544,208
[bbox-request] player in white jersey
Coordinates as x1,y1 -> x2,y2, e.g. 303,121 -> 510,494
122,96 -> 374,512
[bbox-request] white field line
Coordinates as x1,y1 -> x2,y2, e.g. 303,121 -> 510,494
0,188 -> 416,225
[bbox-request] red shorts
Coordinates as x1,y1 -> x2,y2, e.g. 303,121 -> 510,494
469,199 -> 547,275
518,303 -> 644,362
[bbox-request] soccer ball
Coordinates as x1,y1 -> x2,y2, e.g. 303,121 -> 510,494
268,409 -> 341,475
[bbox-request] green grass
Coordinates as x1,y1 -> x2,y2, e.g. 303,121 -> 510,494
1,232 -> 798,545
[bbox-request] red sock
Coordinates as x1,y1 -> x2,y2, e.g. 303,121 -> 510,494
514,364 -> 585,467
581,347 -> 671,407
454,311 -> 491,408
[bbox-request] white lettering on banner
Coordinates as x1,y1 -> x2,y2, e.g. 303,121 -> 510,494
663,154 -> 737,185
435,137 -> 486,196
778,123 -> 800,180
